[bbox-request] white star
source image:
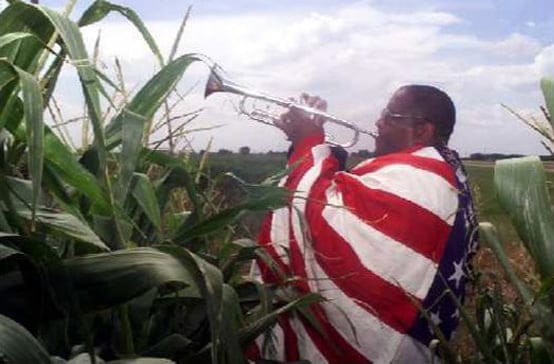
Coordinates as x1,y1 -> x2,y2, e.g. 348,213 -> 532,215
428,310 -> 443,334
448,259 -> 465,289
431,311 -> 442,325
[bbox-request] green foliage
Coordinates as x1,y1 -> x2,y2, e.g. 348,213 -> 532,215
0,314 -> 52,364
476,79 -> 554,363
0,2 -> 305,364
494,157 -> 554,279
193,152 -> 287,183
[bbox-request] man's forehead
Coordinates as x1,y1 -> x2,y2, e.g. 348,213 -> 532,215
387,88 -> 414,110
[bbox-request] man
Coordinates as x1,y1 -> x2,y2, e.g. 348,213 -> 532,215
250,85 -> 479,363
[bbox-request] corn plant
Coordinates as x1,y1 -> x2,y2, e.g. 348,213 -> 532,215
0,1 -> 309,363
477,77 -> 554,363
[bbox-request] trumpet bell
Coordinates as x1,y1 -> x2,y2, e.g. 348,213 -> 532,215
204,68 -> 226,98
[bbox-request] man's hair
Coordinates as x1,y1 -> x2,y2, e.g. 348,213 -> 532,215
398,85 -> 456,144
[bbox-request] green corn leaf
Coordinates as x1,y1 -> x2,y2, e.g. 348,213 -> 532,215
429,282 -> 490,362
106,54 -> 197,202
173,194 -> 286,244
4,100 -> 109,216
0,233 -> 62,324
58,247 -> 196,312
0,232 -> 60,265
529,337 -> 554,364
192,284 -> 245,363
34,6 -> 123,249
37,5 -> 107,162
5,176 -> 108,251
219,239 -> 259,280
105,53 -> 198,149
0,236 -> 62,326
238,292 -> 322,347
19,208 -> 109,252
0,60 -> 44,228
0,3 -> 107,144
40,47 -> 65,107
0,2 -> 55,72
158,245 -> 223,364
41,163 -> 86,220
220,284 -> 245,364
0,314 -> 52,364
92,214 -> 133,250
132,173 -> 162,231
43,129 -> 111,214
0,63 -> 18,128
479,222 -> 533,304
0,72 -> 16,94
4,1 -> 117,226
12,64 -> 44,227
0,32 -> 40,50
118,108 -> 147,203
0,2 -> 53,141
78,0 -> 164,66
541,78 -> 554,127
144,150 -> 202,216
494,156 -> 554,279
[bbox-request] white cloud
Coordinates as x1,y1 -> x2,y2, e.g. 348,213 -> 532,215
535,45 -> 554,78
56,2 -> 551,156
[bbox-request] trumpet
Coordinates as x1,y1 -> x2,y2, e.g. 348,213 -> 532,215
204,66 -> 376,148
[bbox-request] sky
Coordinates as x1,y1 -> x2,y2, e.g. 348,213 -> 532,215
2,0 -> 553,156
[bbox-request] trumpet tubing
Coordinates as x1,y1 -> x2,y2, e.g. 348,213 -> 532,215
204,66 -> 376,147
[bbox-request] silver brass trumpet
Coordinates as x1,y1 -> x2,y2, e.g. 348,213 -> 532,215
204,66 -> 376,148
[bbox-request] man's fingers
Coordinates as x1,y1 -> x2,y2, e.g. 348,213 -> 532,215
314,98 -> 327,111
275,113 -> 289,130
275,93 -> 328,141
299,93 -> 327,111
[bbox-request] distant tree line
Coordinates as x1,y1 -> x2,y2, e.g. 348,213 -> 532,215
467,153 -> 554,161
196,148 -> 375,157
192,149 -> 554,162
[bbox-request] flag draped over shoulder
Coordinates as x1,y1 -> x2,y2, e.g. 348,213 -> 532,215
251,134 -> 479,364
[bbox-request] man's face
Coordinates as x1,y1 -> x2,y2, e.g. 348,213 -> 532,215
374,90 -> 428,156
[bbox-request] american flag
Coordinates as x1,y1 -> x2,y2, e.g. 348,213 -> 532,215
250,134 -> 479,363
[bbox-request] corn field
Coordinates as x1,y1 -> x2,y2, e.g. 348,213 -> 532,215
0,1 -> 553,363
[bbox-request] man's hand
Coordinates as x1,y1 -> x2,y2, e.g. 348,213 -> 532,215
274,93 -> 328,144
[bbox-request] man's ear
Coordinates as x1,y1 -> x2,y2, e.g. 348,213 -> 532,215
415,122 -> 436,144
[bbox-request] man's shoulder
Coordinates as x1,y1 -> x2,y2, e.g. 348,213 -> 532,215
352,146 -> 448,172
349,146 -> 458,187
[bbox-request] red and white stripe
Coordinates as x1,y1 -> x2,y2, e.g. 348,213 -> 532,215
253,140 -> 457,364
